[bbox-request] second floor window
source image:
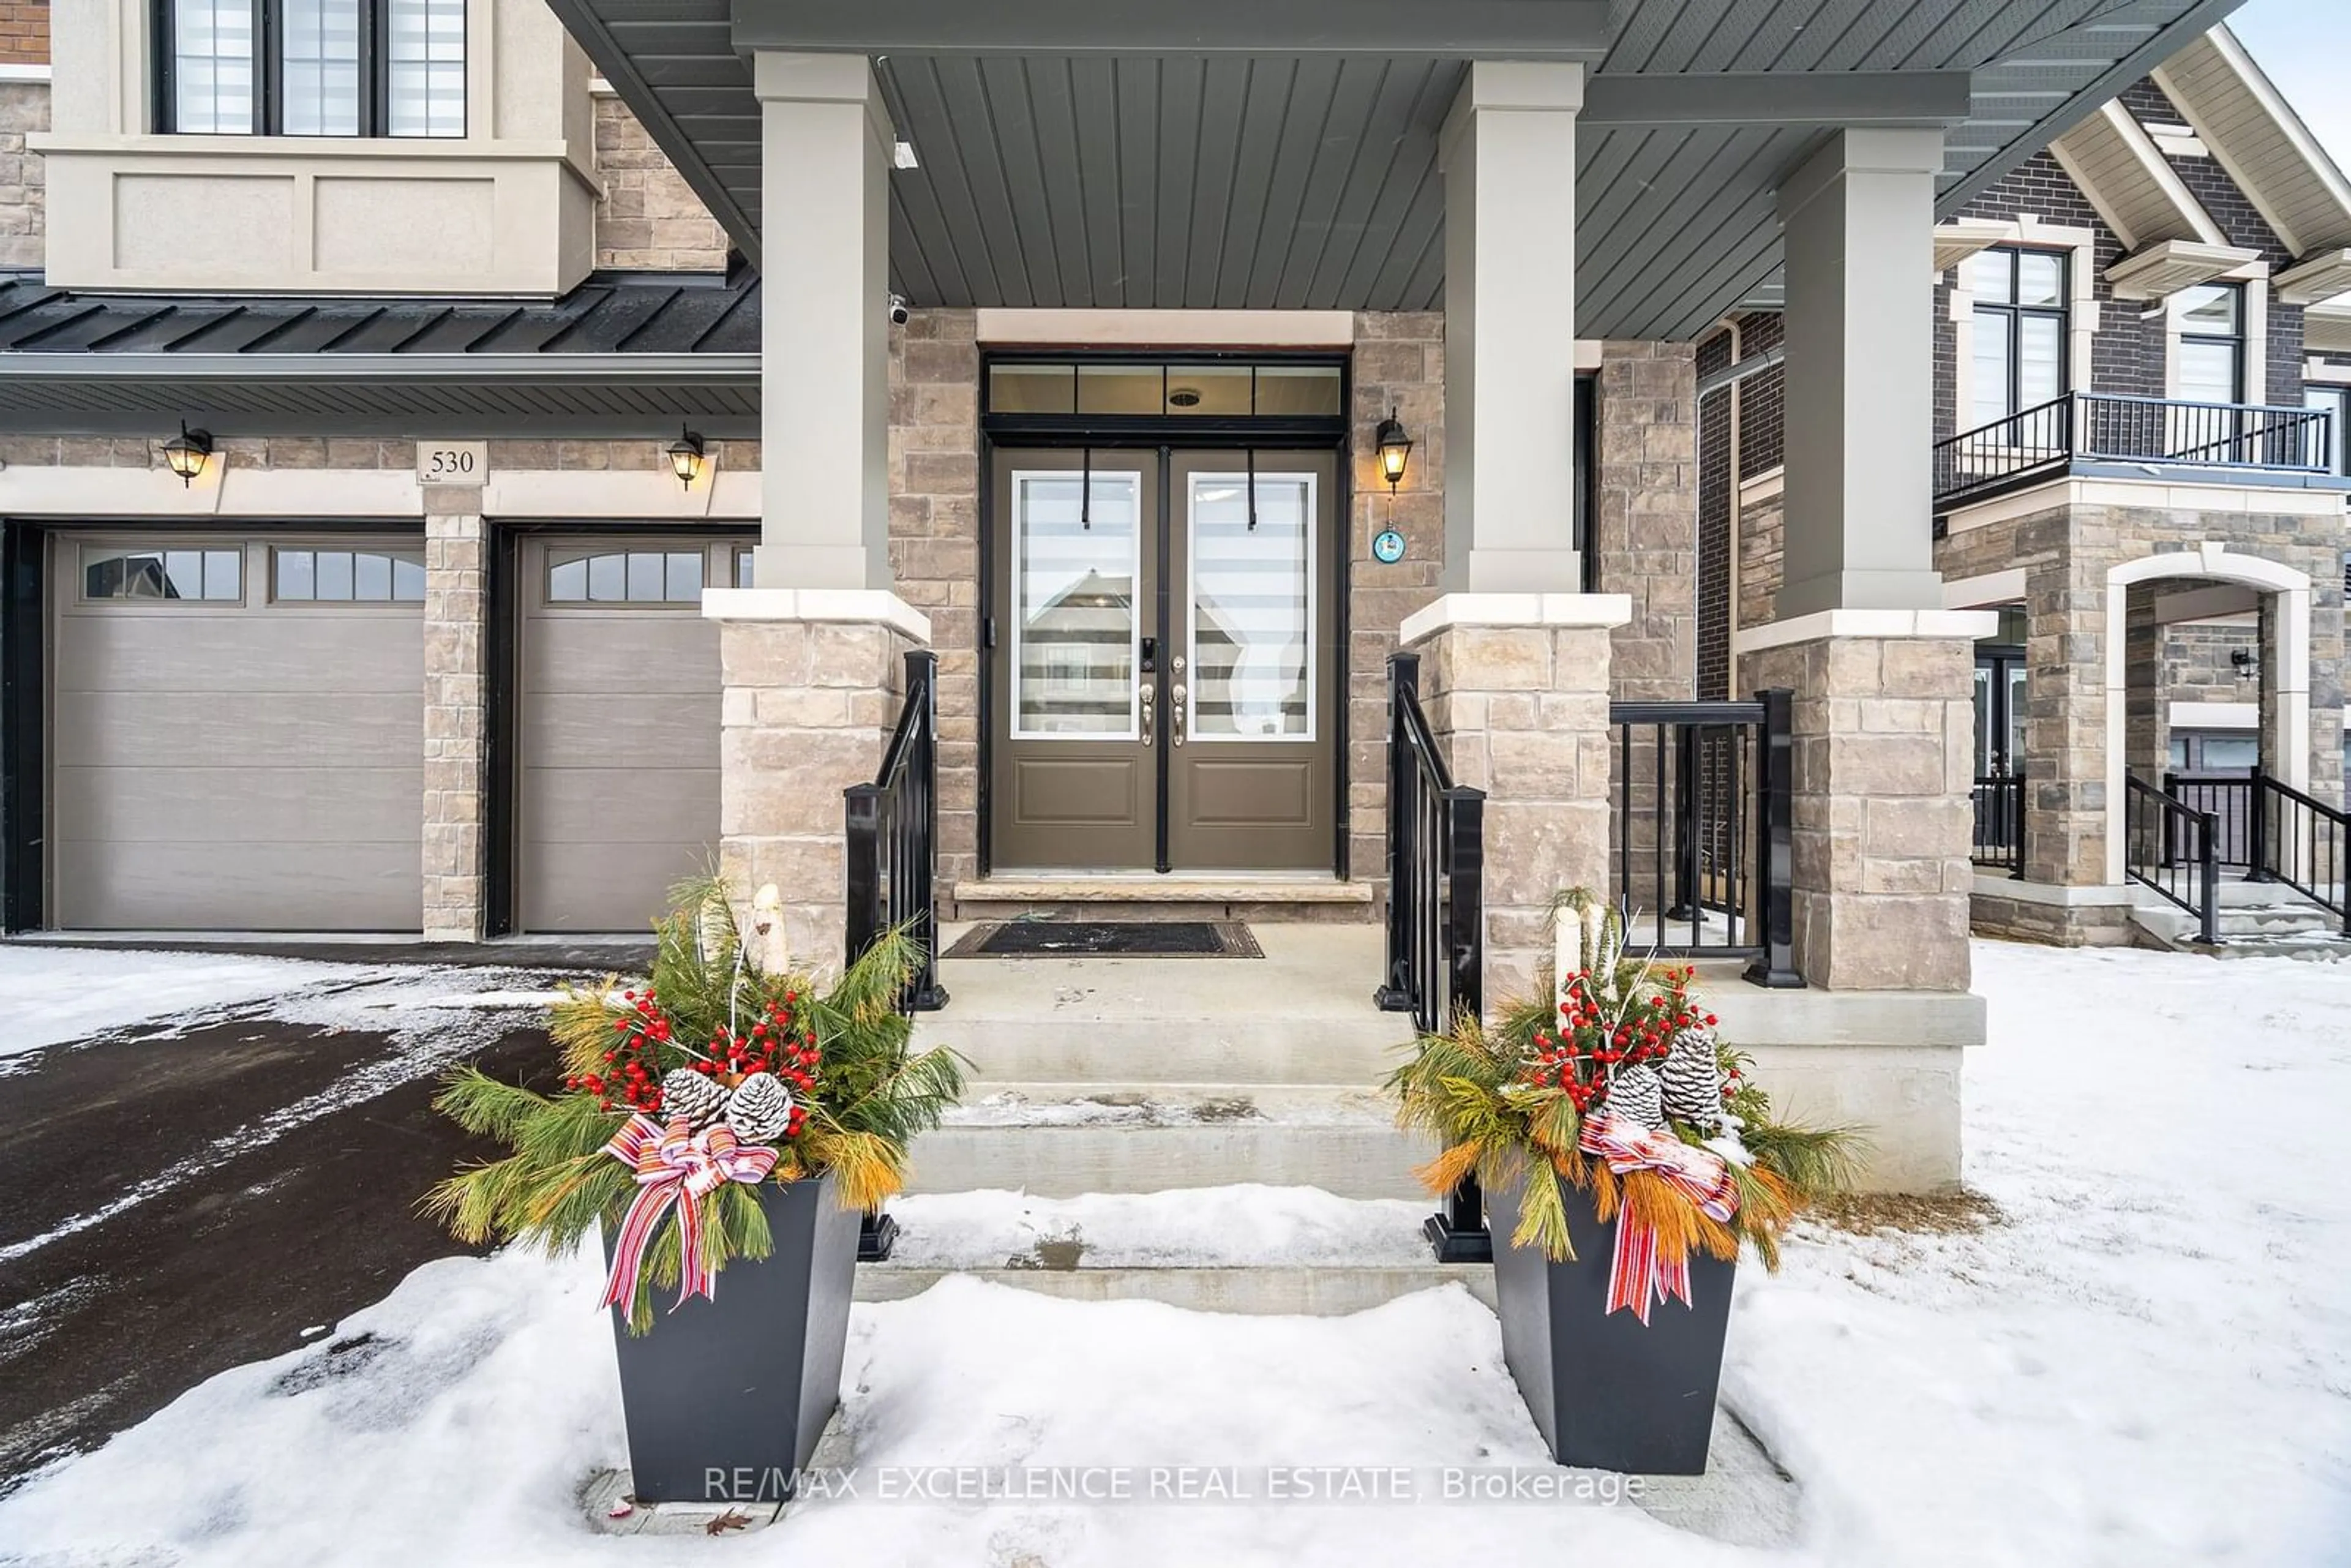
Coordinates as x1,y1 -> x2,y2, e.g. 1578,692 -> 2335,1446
2176,283 -> 2246,405
1968,246 -> 2068,427
160,0 -> 466,138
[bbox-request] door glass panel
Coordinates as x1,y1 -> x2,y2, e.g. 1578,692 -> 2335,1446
1973,666 -> 1994,775
2004,663 -> 2028,771
1189,472 -> 1313,740
1012,471 -> 1139,737
2178,339 -> 2240,405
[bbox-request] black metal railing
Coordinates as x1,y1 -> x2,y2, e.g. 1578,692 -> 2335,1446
845,648 -> 948,1015
1606,692 -> 1801,987
1374,651 -> 1489,1264
2250,771 -> 2351,934
1971,773 -> 2025,876
2123,774 -> 2219,945
2164,772 -> 2253,870
1934,392 -> 2332,506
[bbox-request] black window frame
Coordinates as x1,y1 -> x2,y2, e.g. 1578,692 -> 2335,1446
1969,244 -> 2071,424
2303,384 -> 2349,475
154,0 -> 465,140
2175,282 -> 2247,405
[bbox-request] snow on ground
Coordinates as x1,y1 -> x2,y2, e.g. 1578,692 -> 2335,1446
2,945 -> 375,1063
1,940 -> 2348,1566
886,1186 -> 1434,1269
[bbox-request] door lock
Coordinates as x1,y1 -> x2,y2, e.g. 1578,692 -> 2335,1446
1171,683 -> 1187,748
1140,682 -> 1156,747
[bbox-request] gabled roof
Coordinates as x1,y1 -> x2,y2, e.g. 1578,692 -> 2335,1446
0,269 -> 761,435
2151,27 -> 2351,258
547,0 -> 2249,340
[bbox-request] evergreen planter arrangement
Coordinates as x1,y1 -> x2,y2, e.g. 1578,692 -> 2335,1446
1390,891 -> 1856,1477
427,879 -> 964,1505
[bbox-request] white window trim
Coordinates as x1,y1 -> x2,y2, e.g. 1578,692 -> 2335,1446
2162,261 -> 2269,403
1942,216 -> 2101,430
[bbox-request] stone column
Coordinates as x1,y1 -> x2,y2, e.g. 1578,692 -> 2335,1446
753,51 -> 894,591
708,593 -> 929,976
1441,61 -> 1584,593
1738,620 -> 1984,990
421,492 -> 487,941
1399,593 -> 1632,1005
714,51 -> 930,975
1775,129 -> 1947,618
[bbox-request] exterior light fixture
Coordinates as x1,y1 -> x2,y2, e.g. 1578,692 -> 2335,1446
2232,647 -> 2259,679
159,421 -> 214,487
1375,410 -> 1413,493
666,427 -> 707,489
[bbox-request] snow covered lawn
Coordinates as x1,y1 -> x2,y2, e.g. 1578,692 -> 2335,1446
1,940 -> 2346,1566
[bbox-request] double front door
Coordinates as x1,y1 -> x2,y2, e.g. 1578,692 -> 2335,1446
989,447 -> 1339,872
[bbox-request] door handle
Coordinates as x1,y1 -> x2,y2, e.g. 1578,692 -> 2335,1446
1171,683 -> 1187,748
1141,682 -> 1156,748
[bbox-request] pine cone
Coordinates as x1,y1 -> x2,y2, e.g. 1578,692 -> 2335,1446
659,1067 -> 727,1127
1605,1063 -> 1667,1130
1659,1029 -> 1725,1129
724,1070 -> 796,1145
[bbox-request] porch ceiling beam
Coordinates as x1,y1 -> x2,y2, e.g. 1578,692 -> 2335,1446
726,0 -> 1613,58
1580,72 -> 1973,130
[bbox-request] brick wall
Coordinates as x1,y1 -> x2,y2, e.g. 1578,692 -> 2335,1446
0,1 -> 45,66
1737,312 -> 1784,475
593,92 -> 729,272
0,76 -> 45,269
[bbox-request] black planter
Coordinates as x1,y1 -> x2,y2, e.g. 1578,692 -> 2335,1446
602,1172 -> 860,1504
1487,1173 -> 1736,1476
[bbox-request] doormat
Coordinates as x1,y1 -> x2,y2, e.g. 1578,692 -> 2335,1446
946,921 -> 1263,959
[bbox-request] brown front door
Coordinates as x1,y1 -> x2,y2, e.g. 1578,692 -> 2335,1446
988,446 -> 1338,872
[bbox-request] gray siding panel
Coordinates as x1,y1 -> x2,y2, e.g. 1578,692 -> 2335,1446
51,539 -> 424,932
517,544 -> 724,934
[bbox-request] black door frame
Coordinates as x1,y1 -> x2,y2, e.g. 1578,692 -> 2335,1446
977,350 -> 1353,879
1975,643 -> 2027,776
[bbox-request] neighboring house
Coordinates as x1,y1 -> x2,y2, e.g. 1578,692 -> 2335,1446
0,0 -> 2298,1190
1700,23 -> 2351,947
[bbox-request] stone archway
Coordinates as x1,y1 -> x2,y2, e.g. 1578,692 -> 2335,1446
2103,542 -> 2312,885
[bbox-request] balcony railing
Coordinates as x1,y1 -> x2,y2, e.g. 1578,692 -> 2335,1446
1971,773 -> 2025,877
1934,392 -> 2333,508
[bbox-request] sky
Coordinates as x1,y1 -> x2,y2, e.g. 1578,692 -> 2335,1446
2226,0 -> 2351,172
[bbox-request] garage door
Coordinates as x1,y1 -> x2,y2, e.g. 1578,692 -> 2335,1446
516,537 -> 742,932
51,534 -> 425,930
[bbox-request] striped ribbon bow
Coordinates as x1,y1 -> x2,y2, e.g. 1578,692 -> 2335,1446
599,1113 -> 780,1315
1576,1112 -> 1741,1325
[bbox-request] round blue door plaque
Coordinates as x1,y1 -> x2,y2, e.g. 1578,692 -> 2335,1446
1371,528 -> 1407,565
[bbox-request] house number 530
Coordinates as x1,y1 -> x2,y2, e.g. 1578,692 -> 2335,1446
418,441 -> 489,486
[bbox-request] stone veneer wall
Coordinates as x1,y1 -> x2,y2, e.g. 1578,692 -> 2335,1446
887,310 -> 983,895
592,91 -> 730,272
0,76 -> 45,269
1592,341 -> 1698,702
422,497 -> 487,940
1346,313 -> 1447,881
1736,482 -> 1786,636
1937,490 -> 2346,890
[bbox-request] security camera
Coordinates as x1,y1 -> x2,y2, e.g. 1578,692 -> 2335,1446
888,292 -> 910,326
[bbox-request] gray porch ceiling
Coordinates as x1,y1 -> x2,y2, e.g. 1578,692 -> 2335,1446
550,0 -> 2248,340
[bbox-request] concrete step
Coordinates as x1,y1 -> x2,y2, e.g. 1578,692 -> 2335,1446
854,1264 -> 1490,1315
2128,893 -> 2351,955
906,1086 -> 1433,1199
917,921 -> 1411,1087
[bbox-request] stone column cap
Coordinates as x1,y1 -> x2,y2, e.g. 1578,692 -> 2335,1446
702,587 -> 931,643
1732,607 -> 1997,655
1399,591 -> 1633,645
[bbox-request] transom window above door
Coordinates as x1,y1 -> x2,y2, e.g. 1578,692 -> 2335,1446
159,0 -> 467,138
988,360 -> 1343,419
1968,246 -> 2068,426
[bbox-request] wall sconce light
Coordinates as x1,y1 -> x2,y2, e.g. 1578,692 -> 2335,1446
159,421 -> 214,487
1375,410 -> 1413,493
2232,647 -> 2259,680
666,426 -> 707,490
